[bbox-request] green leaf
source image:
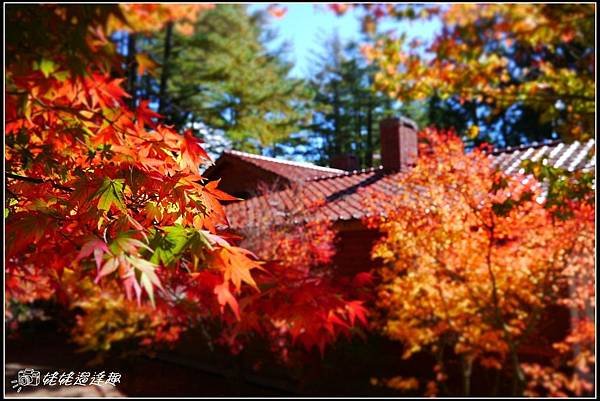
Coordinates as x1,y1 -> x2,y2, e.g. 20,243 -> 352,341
23,97 -> 32,121
147,226 -> 214,268
95,178 -> 126,212
149,225 -> 191,266
54,70 -> 69,81
40,58 -> 57,78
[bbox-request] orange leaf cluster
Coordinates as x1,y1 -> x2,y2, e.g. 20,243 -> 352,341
4,4 -> 258,342
5,5 -> 368,360
353,4 -> 594,141
363,129 -> 595,395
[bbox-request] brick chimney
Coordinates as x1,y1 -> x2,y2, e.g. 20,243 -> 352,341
379,117 -> 418,171
330,154 -> 360,171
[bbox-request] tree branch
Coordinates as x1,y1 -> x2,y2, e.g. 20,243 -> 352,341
6,173 -> 73,192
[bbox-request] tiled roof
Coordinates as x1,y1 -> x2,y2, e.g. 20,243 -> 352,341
491,139 -> 595,173
225,139 -> 595,229
213,149 -> 344,181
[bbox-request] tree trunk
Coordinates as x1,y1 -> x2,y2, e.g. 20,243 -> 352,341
510,348 -> 526,396
461,355 -> 473,396
491,368 -> 501,395
140,36 -> 152,102
366,91 -> 373,167
355,107 -> 362,167
126,32 -> 138,108
332,81 -> 341,157
158,21 -> 174,116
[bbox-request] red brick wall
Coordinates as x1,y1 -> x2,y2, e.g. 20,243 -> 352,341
380,117 -> 418,171
330,222 -> 382,276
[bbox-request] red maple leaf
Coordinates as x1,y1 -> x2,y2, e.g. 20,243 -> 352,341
180,129 -> 210,172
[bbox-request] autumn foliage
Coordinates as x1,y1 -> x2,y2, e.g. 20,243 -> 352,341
5,4 -> 366,358
5,3 -> 257,345
345,4 -> 595,142
364,129 -> 595,396
233,183 -> 369,360
5,4 -> 594,395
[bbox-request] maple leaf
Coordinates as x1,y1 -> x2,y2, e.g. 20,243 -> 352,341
121,265 -> 143,305
38,58 -> 58,78
180,129 -> 209,172
148,225 -> 213,267
6,212 -> 54,258
329,4 -> 351,15
345,300 -> 368,326
201,230 -> 233,249
136,99 -> 162,127
192,188 -> 230,231
352,272 -> 374,287
95,254 -> 122,284
101,76 -> 131,101
216,247 -> 262,292
76,237 -> 110,271
327,311 -> 351,333
267,5 -> 287,19
129,255 -> 162,307
204,179 -> 241,202
111,234 -> 152,255
135,52 -> 159,76
94,178 -> 127,212
214,282 -> 241,321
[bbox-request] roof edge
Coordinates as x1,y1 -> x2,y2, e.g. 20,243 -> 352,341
224,149 -> 344,175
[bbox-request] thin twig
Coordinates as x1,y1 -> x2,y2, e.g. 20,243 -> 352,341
6,172 -> 73,192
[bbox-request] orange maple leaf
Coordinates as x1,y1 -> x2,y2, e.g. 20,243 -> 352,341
180,129 -> 210,172
214,282 -> 241,320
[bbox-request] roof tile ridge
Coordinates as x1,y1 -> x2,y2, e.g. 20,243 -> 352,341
224,149 -> 344,173
307,165 -> 387,182
490,139 -> 564,155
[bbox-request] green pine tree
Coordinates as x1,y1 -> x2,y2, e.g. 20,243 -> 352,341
308,34 -> 406,168
141,5 -> 311,154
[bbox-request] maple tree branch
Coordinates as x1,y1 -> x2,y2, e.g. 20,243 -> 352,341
484,218 -> 525,395
434,348 -> 451,395
6,172 -> 73,192
5,90 -> 28,96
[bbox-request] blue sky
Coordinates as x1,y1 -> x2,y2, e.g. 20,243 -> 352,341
247,3 -> 441,78
240,4 -> 443,161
